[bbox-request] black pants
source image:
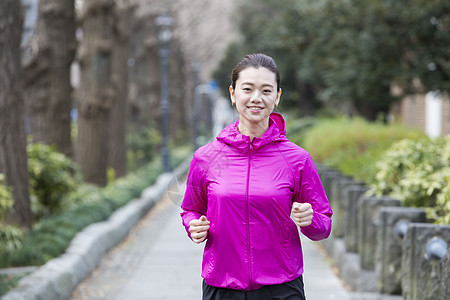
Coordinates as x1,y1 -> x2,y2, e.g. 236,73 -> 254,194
202,276 -> 306,300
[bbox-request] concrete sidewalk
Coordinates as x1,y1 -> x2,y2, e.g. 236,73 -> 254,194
71,183 -> 354,300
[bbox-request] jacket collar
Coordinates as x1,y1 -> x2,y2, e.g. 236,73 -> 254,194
217,113 -> 288,151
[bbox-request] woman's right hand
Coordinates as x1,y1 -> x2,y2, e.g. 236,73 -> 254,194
189,215 -> 210,244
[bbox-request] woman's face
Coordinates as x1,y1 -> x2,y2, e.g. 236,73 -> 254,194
229,67 -> 281,129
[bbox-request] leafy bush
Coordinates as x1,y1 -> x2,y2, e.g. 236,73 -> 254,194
27,143 -> 82,218
300,117 -> 425,183
127,125 -> 161,171
0,174 -> 13,221
371,137 -> 450,224
427,169 -> 450,224
0,176 -> 26,270
286,116 -> 317,147
5,168 -> 147,267
0,146 -> 190,268
0,273 -> 28,297
0,225 -> 25,267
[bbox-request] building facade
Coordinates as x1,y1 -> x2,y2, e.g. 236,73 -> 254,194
390,91 -> 450,137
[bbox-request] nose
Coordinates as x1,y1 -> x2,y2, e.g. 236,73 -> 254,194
250,91 -> 262,102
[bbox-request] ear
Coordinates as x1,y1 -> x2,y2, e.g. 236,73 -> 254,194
275,88 -> 282,107
229,85 -> 236,105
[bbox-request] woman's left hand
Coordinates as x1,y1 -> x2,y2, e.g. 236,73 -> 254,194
292,202 -> 313,227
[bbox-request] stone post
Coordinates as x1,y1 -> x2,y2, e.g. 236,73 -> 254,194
376,207 -> 427,294
315,164 -> 332,175
330,176 -> 355,238
343,184 -> 369,252
358,196 -> 401,270
442,248 -> 450,298
401,223 -> 450,300
317,168 -> 341,196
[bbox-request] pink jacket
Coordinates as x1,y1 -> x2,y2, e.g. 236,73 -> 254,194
181,113 -> 332,291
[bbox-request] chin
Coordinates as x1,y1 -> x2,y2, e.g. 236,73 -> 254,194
247,115 -> 269,123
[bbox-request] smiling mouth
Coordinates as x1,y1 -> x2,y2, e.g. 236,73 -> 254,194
248,106 -> 264,112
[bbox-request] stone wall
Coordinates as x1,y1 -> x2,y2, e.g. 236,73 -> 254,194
317,166 -> 450,300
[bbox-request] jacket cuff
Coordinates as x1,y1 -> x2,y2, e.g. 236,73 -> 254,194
300,212 -> 332,241
181,211 -> 202,240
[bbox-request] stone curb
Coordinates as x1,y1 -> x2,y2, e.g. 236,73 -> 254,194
2,157 -> 191,300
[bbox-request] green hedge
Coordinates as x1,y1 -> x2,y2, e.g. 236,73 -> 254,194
298,117 -> 425,183
0,273 -> 27,298
0,146 -> 190,269
285,116 -> 317,147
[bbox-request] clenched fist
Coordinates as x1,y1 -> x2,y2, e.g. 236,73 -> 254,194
292,202 -> 313,227
189,215 -> 210,244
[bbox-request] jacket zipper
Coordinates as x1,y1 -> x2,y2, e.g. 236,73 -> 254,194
246,141 -> 253,289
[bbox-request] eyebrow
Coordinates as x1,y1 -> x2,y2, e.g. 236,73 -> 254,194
240,81 -> 275,88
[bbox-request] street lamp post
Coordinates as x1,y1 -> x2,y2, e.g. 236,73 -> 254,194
193,84 -> 214,151
191,63 -> 201,151
155,13 -> 174,172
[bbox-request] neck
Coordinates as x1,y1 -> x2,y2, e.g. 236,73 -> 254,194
238,118 -> 269,141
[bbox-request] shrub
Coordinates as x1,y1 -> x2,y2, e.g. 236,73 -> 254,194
1,146 -> 191,268
0,174 -> 13,221
286,116 -> 317,147
27,143 -> 82,219
0,225 -> 25,267
127,125 -> 161,171
0,176 -> 26,269
301,117 -> 425,182
0,273 -> 28,297
371,136 -> 450,224
427,168 -> 450,224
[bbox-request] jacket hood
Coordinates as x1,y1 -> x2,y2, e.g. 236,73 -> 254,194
216,112 -> 288,150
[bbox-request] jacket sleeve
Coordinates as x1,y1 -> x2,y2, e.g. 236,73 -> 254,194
296,154 -> 333,241
180,154 -> 208,240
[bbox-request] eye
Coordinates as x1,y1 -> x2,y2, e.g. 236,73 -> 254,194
242,87 -> 252,92
263,89 -> 272,94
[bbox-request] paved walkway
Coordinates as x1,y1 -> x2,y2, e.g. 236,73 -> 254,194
71,182 -> 352,300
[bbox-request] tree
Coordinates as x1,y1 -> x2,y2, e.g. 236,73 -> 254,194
395,0 -> 450,93
0,0 -> 33,227
296,0 -> 398,119
214,0 -> 322,116
168,42 -> 191,145
215,0 -> 450,119
22,0 -> 76,157
300,0 -> 450,118
129,2 -> 160,129
108,0 -> 136,178
75,0 -> 116,186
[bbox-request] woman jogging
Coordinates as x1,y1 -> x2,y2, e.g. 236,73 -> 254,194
181,53 -> 333,300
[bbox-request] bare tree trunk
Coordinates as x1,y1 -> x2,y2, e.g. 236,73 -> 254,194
0,1 -> 33,228
23,0 -> 76,157
130,2 -> 160,129
169,43 -> 190,145
108,0 -> 135,178
296,80 -> 316,117
75,0 -> 115,186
